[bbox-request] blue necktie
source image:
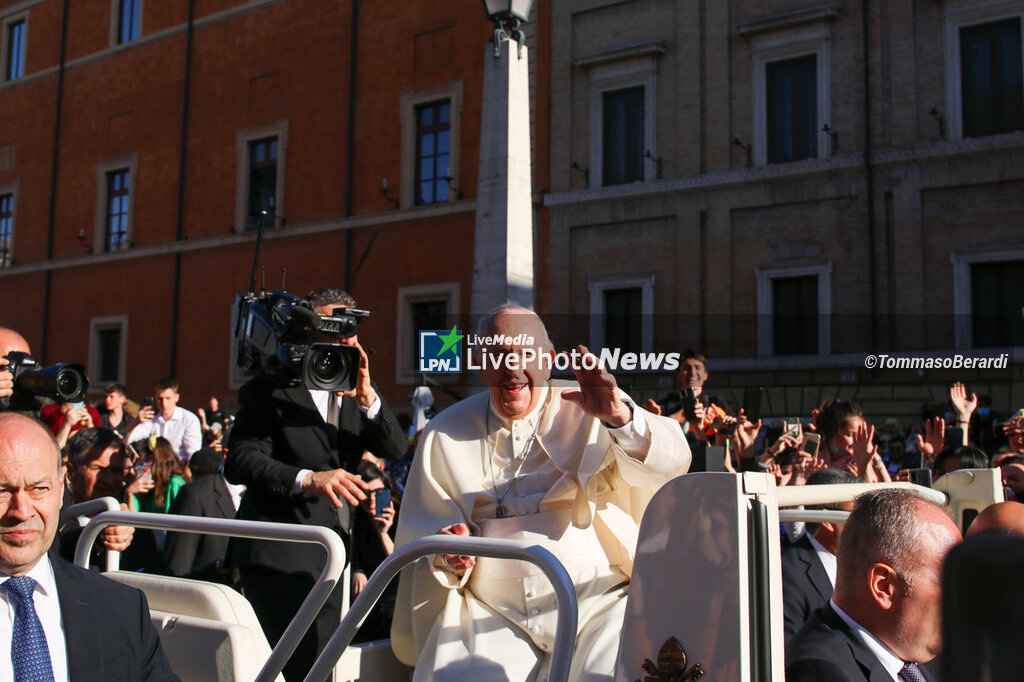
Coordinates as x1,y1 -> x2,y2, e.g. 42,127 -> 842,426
900,662 -> 927,682
2,577 -> 55,682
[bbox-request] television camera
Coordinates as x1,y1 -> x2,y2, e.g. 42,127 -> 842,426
233,290 -> 369,391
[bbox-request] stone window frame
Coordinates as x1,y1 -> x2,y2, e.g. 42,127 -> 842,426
235,120 -> 288,233
950,244 -> 1024,350
0,180 -> 18,267
395,281 -> 461,385
755,262 -> 833,357
740,6 -> 837,167
576,41 -> 665,189
93,155 -> 138,253
111,0 -> 143,46
88,315 -> 128,391
942,0 -> 1024,140
588,273 -> 656,355
2,11 -> 28,82
400,81 -> 463,209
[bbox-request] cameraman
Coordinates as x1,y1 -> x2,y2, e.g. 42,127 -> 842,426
225,288 -> 406,681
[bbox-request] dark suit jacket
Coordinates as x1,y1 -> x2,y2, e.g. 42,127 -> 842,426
224,374 -> 406,575
781,532 -> 834,642
786,603 -> 940,682
50,556 -> 179,681
162,473 -> 237,577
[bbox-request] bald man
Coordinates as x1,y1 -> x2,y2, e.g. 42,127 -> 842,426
966,501 -> 1024,537
0,412 -> 178,680
0,326 -> 30,402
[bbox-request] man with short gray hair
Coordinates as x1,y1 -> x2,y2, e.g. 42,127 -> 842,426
787,488 -> 962,681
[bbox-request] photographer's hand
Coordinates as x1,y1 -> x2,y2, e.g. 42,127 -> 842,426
138,405 -> 155,423
302,468 -> 368,508
0,357 -> 12,400
339,341 -> 378,409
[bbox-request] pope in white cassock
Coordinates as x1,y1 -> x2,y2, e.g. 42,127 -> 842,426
392,305 -> 691,681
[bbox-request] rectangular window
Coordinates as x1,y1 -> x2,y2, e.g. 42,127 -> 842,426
602,86 -> 645,185
105,169 -> 130,252
118,0 -> 140,44
971,260 -> 1024,348
5,20 -> 25,81
960,19 -> 1024,138
247,137 -> 278,229
96,328 -> 121,383
766,55 -> 818,164
415,101 -> 451,205
772,275 -> 820,355
410,300 -> 448,368
603,287 -> 643,354
89,316 -> 127,389
0,194 -> 12,267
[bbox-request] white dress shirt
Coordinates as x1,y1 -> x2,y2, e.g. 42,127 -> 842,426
807,532 -> 838,587
128,406 -> 203,462
290,390 -> 382,494
0,555 -> 70,682
831,599 -> 903,681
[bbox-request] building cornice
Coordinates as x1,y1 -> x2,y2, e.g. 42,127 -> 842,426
573,39 -> 667,69
0,200 -> 476,276
736,4 -> 843,39
544,132 -> 1024,207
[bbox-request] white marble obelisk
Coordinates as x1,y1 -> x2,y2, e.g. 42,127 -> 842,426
470,38 -> 535,316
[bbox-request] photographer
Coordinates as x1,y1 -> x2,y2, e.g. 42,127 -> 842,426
0,326 -> 30,403
225,287 -> 406,681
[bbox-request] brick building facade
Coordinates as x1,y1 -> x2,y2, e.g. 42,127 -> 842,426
0,0 -> 550,412
543,0 -> 1023,423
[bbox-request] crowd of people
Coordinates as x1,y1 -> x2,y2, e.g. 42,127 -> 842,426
0,302 -> 1021,682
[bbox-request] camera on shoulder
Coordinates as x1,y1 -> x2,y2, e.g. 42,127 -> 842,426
233,290 -> 369,391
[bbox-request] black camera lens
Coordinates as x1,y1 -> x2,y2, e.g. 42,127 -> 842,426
311,349 -> 341,383
55,368 -> 84,400
302,343 -> 358,392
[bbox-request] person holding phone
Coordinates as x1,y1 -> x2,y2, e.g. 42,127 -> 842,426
41,398 -> 101,450
814,398 -> 890,483
350,461 -> 398,642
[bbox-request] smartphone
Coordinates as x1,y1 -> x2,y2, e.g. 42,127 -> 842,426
902,451 -> 924,470
945,426 -> 965,449
802,433 -> 821,458
908,468 -> 933,488
785,418 -> 802,439
71,401 -> 85,411
680,388 -> 698,422
142,396 -> 154,409
742,386 -> 764,423
373,489 -> 391,517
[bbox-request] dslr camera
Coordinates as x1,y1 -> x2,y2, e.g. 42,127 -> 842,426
233,289 -> 368,391
0,351 -> 89,411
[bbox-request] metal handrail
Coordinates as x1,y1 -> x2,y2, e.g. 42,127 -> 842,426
775,481 -> 946,508
75,511 -> 346,682
60,496 -> 122,571
778,509 -> 850,523
305,535 -> 580,682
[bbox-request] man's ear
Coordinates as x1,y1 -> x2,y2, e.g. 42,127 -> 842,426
867,562 -> 899,610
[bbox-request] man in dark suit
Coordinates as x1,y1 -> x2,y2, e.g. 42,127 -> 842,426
782,468 -> 858,641
226,288 -> 406,681
787,488 -> 962,682
162,449 -> 240,579
0,412 -> 178,681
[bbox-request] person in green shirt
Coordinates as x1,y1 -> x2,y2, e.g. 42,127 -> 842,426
128,436 -> 189,514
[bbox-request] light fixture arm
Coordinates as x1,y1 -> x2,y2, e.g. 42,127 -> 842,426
492,16 -> 525,59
